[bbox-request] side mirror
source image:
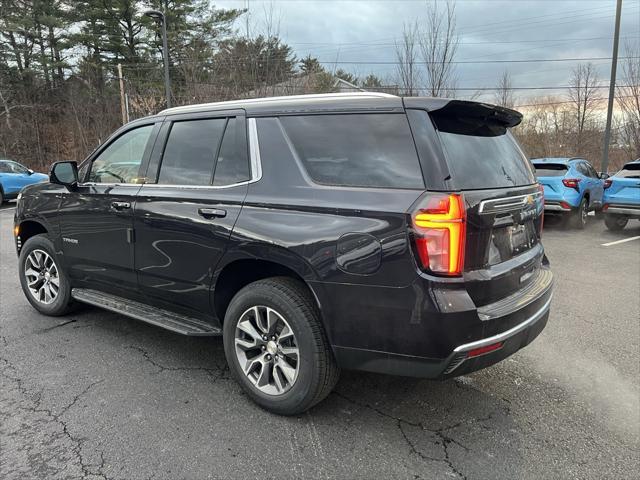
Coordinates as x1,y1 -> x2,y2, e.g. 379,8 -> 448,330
599,172 -> 610,180
50,161 -> 79,189
27,169 -> 34,175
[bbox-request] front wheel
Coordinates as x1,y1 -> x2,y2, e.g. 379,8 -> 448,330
223,277 -> 340,415
604,214 -> 628,231
18,235 -> 74,316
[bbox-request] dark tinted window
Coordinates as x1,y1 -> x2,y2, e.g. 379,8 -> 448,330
280,114 -> 424,189
575,162 -> 590,176
616,163 -> 640,178
584,162 -> 598,178
428,111 -> 535,189
533,163 -> 567,177
159,119 -> 226,185
0,162 -> 12,173
213,117 -> 250,186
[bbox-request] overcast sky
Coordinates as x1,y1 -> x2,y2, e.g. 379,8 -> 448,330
214,0 -> 639,105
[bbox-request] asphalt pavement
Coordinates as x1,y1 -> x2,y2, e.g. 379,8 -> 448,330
1,202 -> 639,480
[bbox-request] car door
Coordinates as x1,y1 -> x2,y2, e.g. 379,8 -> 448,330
584,161 -> 604,208
57,121 -> 160,293
133,110 -> 251,318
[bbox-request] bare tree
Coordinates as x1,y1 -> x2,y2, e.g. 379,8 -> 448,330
420,0 -> 459,97
616,42 -> 640,160
567,62 -> 600,153
494,70 -> 515,108
395,21 -> 420,96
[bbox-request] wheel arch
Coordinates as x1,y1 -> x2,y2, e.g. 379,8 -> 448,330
16,219 -> 49,254
212,246 -> 323,327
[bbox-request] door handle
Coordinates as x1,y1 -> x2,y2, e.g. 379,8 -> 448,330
111,201 -> 131,210
198,208 -> 227,219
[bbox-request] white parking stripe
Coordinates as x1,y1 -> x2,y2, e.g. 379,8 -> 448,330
602,236 -> 640,247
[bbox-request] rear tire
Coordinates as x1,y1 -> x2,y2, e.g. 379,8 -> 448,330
223,277 -> 340,415
0,188 -> 4,206
571,198 -> 588,229
18,235 -> 74,316
604,214 -> 628,231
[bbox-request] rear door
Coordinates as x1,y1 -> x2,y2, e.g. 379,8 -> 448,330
407,104 -> 543,307
133,110 -> 250,318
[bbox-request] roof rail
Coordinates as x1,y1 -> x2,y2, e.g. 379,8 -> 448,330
159,92 -> 398,115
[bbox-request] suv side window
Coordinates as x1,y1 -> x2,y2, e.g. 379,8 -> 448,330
280,114 -> 424,189
213,117 -> 250,186
575,162 -> 589,177
158,118 -> 226,186
8,161 -> 28,174
585,162 -> 598,178
88,125 -> 154,183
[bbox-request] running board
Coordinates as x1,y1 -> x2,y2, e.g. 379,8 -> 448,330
71,288 -> 221,336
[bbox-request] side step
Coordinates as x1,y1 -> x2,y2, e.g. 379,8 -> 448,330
71,288 -> 221,336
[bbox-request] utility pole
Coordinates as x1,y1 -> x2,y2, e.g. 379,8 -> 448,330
145,10 -> 171,109
601,0 -> 623,174
117,63 -> 127,125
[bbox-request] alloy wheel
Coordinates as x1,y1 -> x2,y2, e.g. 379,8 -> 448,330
24,249 -> 60,305
234,305 -> 300,396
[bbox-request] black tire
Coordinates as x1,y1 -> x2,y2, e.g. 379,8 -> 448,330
223,277 -> 340,415
571,197 -> 588,229
0,188 -> 4,206
18,234 -> 74,316
604,214 -> 628,231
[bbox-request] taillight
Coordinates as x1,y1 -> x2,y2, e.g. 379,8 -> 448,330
562,178 -> 581,191
603,204 -> 609,212
604,179 -> 613,189
412,194 -> 465,276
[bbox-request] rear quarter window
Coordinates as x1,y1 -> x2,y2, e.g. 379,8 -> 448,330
279,113 -> 424,189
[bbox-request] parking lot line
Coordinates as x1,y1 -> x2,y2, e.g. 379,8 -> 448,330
601,236 -> 640,247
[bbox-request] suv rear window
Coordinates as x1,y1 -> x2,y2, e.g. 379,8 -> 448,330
533,163 -> 568,177
428,110 -> 535,190
280,114 -> 424,189
615,163 -> 640,178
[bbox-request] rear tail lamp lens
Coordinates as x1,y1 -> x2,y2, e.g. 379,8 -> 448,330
412,194 -> 465,276
562,178 -> 581,191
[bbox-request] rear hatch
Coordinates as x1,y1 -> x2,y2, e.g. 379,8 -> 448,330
532,162 -> 568,196
606,163 -> 640,205
413,100 -> 544,307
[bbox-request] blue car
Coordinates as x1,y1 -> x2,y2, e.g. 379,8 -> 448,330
0,159 -> 49,205
532,157 -> 605,229
603,159 -> 640,231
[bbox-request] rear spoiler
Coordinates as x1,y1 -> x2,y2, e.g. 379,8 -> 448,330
403,98 -> 523,128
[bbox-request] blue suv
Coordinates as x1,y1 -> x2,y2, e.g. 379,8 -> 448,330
532,157 -> 605,228
0,159 -> 49,205
603,159 -> 640,230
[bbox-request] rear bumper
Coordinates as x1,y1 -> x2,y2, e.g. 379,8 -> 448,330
320,264 -> 554,379
604,204 -> 640,217
544,200 -> 572,212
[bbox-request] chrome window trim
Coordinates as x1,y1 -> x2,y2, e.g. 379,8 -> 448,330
79,118 -> 263,191
478,191 -> 543,214
248,118 -> 263,183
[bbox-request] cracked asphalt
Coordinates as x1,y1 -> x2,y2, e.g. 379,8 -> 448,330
1,203 -> 639,480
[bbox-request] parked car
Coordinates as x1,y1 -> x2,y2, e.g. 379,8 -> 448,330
602,159 -> 640,231
13,93 -> 553,414
0,159 -> 48,205
532,157 -> 605,228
